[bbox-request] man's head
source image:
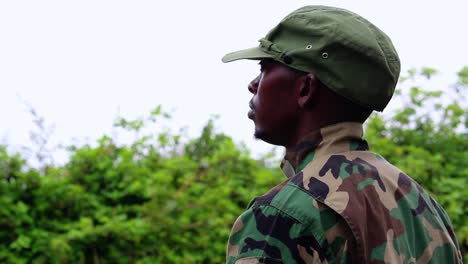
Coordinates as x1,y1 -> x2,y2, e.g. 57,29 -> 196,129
247,59 -> 372,147
222,6 -> 400,147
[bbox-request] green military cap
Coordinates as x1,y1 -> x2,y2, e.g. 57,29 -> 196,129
222,5 -> 401,111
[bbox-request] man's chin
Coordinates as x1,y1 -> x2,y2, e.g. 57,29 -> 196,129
253,128 -> 265,140
254,130 -> 274,144
254,129 -> 284,147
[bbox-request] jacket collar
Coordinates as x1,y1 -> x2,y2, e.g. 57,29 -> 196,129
280,122 -> 369,178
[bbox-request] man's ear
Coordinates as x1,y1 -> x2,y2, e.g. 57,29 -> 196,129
298,73 -> 319,108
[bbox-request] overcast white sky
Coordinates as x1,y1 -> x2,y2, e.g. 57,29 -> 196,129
1,0 -> 467,163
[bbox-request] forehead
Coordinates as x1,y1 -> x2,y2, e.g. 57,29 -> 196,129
259,58 -> 279,66
259,59 -> 306,75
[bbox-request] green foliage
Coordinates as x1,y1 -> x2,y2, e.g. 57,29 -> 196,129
0,68 -> 466,262
458,66 -> 468,86
0,108 -> 281,263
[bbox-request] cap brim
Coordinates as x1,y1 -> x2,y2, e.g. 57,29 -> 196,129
222,46 -> 274,63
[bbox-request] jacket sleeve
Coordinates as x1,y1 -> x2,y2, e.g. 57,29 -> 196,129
226,204 -> 342,264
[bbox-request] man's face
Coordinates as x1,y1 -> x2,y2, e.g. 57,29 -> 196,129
247,59 -> 303,146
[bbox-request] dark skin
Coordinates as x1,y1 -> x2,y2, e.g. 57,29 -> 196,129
248,59 -> 372,151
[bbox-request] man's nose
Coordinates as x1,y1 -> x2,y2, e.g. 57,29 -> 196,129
248,75 -> 260,94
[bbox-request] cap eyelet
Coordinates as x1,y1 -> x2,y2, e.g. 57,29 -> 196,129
321,52 -> 329,59
306,45 -> 313,49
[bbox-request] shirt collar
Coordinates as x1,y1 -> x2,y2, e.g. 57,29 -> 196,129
280,122 -> 369,178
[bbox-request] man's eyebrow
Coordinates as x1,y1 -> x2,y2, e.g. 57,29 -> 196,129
258,60 -> 266,70
258,59 -> 273,66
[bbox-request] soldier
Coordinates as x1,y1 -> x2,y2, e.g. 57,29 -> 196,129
221,5 -> 462,264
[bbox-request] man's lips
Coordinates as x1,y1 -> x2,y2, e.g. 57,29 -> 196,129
248,109 -> 255,119
249,101 -> 255,110
248,101 -> 255,119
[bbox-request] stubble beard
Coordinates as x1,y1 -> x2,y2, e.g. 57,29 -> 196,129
253,129 -> 264,140
253,121 -> 266,141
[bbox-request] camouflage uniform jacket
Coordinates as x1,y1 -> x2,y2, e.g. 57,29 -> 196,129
226,122 -> 462,264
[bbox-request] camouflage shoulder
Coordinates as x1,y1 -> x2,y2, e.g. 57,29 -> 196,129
288,151 -> 462,263
227,179 -> 356,263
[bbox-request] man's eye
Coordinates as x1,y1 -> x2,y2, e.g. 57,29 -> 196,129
259,62 -> 266,72
259,60 -> 272,72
